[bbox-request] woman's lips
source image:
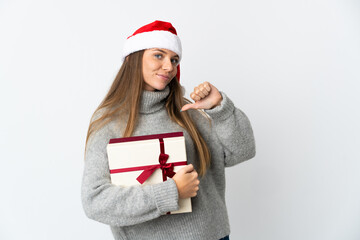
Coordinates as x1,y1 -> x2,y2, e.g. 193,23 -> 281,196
157,74 -> 170,81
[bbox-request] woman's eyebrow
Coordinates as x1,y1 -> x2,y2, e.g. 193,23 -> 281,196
152,48 -> 179,58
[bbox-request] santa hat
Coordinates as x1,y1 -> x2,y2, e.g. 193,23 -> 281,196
122,20 -> 182,81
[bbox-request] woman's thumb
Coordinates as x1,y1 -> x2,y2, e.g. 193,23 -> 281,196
176,164 -> 194,174
181,103 -> 198,112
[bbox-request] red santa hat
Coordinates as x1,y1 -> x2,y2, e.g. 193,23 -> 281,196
122,20 -> 182,81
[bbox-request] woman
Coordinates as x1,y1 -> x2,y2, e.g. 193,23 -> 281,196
82,20 -> 256,240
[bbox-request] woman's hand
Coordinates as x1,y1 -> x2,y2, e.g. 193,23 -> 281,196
181,82 -> 222,112
172,164 -> 200,199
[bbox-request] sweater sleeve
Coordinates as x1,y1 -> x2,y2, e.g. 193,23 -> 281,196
204,92 -> 256,167
81,124 -> 179,227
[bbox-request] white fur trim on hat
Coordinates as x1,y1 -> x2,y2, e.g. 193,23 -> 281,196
122,30 -> 182,61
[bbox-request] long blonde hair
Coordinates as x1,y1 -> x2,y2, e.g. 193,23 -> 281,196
85,50 -> 211,176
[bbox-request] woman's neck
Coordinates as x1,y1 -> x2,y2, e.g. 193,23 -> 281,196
139,86 -> 170,114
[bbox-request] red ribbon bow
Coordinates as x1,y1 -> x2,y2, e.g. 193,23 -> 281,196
136,153 -> 175,184
136,139 -> 176,184
159,153 -> 176,179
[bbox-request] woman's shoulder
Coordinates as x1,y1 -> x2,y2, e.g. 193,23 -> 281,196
88,108 -> 126,142
185,107 -> 212,136
187,108 -> 210,124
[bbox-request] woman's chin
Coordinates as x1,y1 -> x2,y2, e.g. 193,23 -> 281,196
154,86 -> 166,92
143,80 -> 171,91
153,83 -> 169,91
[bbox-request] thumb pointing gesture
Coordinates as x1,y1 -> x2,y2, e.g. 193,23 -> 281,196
181,82 -> 222,112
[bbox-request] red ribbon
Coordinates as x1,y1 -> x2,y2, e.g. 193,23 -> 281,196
109,138 -> 186,184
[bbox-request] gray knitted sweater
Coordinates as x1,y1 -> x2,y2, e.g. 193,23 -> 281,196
81,86 -> 256,240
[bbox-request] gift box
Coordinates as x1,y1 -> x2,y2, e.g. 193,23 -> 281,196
106,132 -> 192,214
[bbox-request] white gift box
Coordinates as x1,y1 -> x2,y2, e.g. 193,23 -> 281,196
106,132 -> 192,214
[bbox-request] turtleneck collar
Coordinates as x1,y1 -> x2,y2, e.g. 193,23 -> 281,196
139,86 -> 170,114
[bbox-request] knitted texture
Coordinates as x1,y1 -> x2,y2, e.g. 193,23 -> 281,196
81,86 -> 256,240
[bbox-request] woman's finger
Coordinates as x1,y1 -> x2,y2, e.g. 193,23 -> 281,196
190,92 -> 201,101
194,87 -> 206,98
203,82 -> 211,91
199,85 -> 210,96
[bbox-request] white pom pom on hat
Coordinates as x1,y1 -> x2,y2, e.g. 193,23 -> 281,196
122,20 -> 182,81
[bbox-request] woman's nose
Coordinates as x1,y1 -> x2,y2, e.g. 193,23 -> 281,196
162,58 -> 174,72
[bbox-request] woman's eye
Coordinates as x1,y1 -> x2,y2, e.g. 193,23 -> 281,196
154,54 -> 162,59
171,58 -> 179,64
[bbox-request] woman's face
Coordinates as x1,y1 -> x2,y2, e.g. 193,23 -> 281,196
142,48 -> 179,91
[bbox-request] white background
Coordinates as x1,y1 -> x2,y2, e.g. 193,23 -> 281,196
1,0 -> 359,239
